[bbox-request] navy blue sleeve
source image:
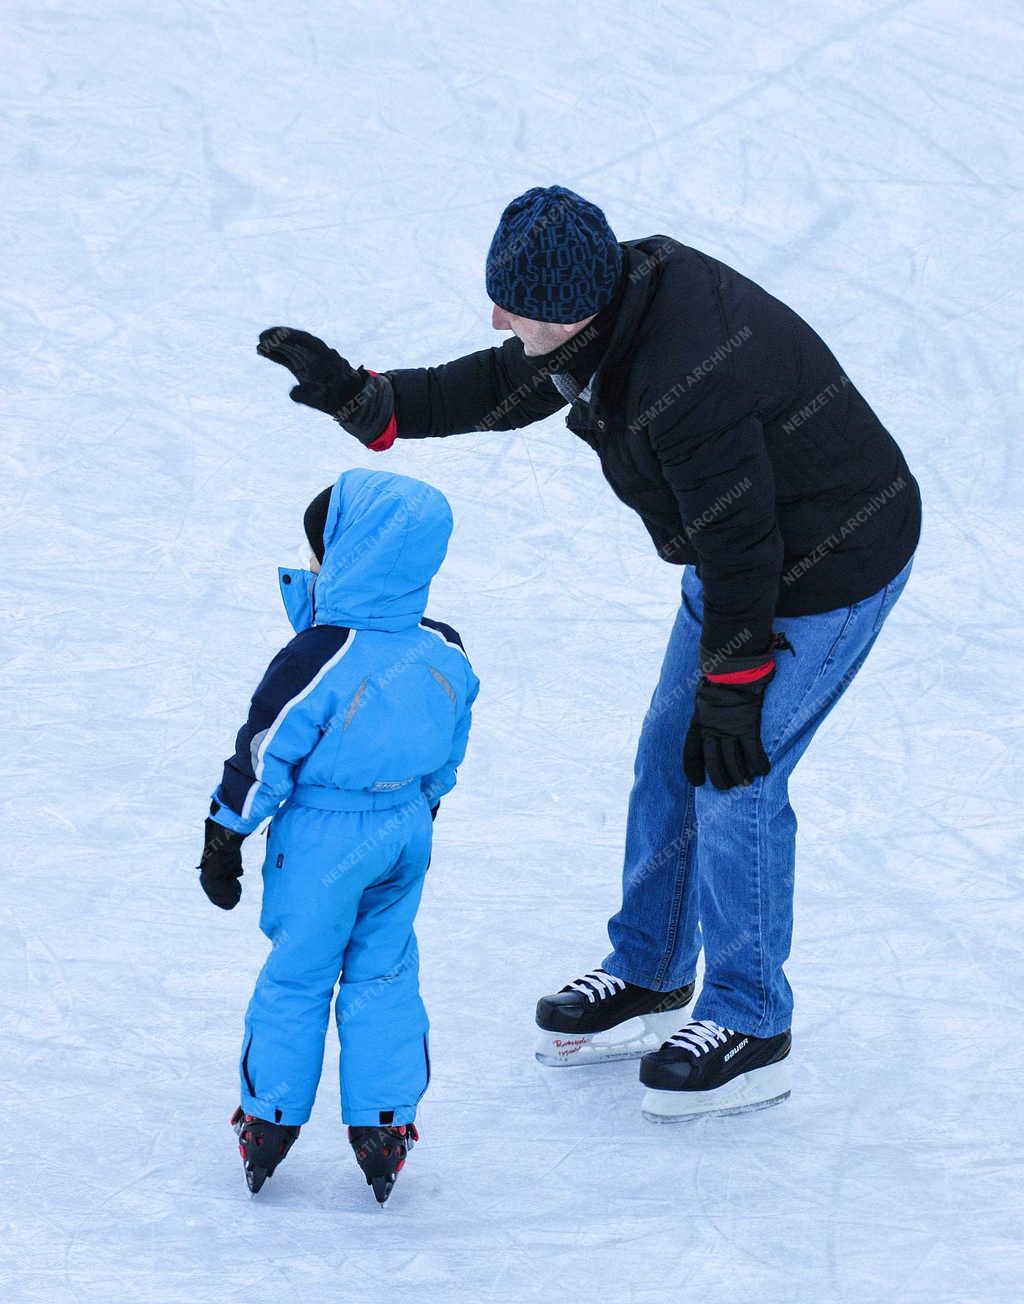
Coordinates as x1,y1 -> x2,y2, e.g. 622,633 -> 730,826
212,625 -> 352,832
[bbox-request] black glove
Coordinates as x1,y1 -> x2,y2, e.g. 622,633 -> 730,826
683,636 -> 791,791
198,817 -> 246,910
257,326 -> 395,447
257,327 -> 363,411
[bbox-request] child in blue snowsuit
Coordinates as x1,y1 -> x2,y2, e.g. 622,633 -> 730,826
198,468 -> 479,1200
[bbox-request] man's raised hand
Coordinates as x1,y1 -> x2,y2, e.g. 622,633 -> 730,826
257,327 -> 397,450
257,327 -> 364,416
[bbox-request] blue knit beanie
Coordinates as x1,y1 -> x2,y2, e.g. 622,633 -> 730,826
485,185 -> 623,324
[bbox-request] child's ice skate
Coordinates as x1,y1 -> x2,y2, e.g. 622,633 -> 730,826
535,968 -> 695,1066
230,1107 -> 301,1194
348,1123 -> 419,1206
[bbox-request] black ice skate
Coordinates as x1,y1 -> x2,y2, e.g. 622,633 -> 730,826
639,1020 -> 792,1122
348,1123 -> 419,1206
230,1107 -> 301,1194
535,968 -> 695,1067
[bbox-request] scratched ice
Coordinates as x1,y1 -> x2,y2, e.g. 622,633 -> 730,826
2,2 -> 1022,1301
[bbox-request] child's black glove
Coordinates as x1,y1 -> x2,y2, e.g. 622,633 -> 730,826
198,817 -> 246,910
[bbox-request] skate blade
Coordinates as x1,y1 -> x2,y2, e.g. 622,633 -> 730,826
535,1007 -> 691,1068
641,1059 -> 791,1122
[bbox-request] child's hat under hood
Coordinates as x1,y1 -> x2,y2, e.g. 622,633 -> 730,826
308,468 -> 454,631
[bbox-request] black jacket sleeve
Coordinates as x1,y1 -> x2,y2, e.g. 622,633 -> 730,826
649,409 -> 784,658
387,337 -> 567,437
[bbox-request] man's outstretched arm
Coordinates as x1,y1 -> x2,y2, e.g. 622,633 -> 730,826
386,336 -> 567,437
257,327 -> 566,449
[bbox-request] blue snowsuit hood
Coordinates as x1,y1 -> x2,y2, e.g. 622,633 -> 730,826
281,469 -> 454,633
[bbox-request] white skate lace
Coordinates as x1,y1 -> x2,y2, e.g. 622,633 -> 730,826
665,1020 -> 733,1056
565,969 -> 627,1003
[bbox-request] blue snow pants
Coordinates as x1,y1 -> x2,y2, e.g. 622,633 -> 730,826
239,788 -> 434,1127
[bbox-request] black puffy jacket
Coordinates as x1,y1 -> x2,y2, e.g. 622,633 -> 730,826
387,236 -> 921,655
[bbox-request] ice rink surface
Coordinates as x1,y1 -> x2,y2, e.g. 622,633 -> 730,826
2,1 -> 1022,1300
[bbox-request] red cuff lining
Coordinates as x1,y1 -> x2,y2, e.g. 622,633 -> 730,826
366,411 -> 397,452
706,659 -> 775,685
365,369 -> 397,451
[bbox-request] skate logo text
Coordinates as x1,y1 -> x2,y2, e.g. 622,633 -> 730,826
723,1038 -> 748,1062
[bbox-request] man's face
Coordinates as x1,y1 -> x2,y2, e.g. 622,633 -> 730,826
491,303 -> 595,357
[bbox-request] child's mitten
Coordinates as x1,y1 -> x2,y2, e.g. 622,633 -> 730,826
198,818 -> 245,910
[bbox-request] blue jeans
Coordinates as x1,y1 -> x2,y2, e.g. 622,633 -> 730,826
604,557 -> 913,1037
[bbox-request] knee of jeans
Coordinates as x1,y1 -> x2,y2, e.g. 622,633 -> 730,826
640,692 -> 695,757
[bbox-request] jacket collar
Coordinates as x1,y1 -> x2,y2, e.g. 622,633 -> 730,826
589,237 -> 675,419
278,567 -> 316,632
